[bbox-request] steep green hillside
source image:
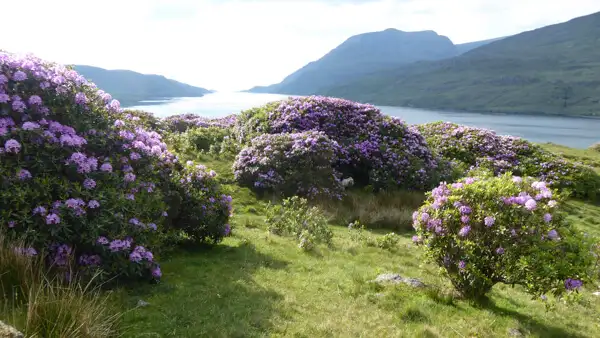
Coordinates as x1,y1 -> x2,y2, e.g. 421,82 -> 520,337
248,29 -> 458,95
73,65 -> 212,107
322,12 -> 600,116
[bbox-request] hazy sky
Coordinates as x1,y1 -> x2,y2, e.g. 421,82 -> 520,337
2,0 -> 599,91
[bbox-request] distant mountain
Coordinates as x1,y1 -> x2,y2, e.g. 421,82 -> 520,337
320,11 -> 600,116
247,29 -> 463,95
73,65 -> 212,107
455,37 -> 506,54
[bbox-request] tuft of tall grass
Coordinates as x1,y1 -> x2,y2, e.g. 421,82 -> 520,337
319,189 -> 425,231
0,232 -> 121,338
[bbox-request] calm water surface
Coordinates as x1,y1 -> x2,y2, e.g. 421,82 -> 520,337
127,92 -> 600,149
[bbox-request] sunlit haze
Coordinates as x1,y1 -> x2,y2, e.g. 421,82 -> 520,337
3,0 -> 599,91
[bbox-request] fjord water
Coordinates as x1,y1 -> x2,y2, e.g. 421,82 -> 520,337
127,92 -> 600,149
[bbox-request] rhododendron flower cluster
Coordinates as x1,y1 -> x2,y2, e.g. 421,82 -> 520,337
412,173 -> 594,299
233,131 -> 344,198
0,51 -> 230,282
419,122 -> 600,199
235,96 -> 439,191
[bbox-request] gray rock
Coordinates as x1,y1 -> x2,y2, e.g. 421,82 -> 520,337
0,320 -> 23,338
402,277 -> 426,288
373,273 -> 426,288
137,299 -> 150,307
508,328 -> 523,337
374,273 -> 404,284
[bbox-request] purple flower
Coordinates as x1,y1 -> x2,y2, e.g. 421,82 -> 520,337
124,173 -> 136,183
547,229 -> 559,240
28,95 -> 42,105
460,215 -> 470,224
224,223 -> 231,236
484,216 -> 495,227
33,206 -> 47,216
88,200 -> 100,209
14,247 -> 38,257
96,236 -> 109,245
543,213 -> 552,223
13,71 -> 27,81
83,178 -> 96,189
420,212 -> 430,222
151,265 -> 162,278
18,169 -> 32,180
564,278 -> 583,291
512,176 -> 522,183
4,139 -> 21,153
75,92 -> 87,105
22,121 -> 40,130
525,199 -> 537,211
412,235 -> 422,244
496,247 -> 505,254
100,163 -> 113,172
114,120 -> 125,127
147,223 -> 157,231
459,205 -> 472,214
458,261 -> 466,270
458,225 -> 471,237
46,213 -> 61,225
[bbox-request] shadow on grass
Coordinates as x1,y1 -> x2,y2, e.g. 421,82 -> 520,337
117,241 -> 288,337
474,297 -> 586,338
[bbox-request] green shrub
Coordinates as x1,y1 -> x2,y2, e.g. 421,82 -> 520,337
413,174 -> 594,299
374,233 -> 400,251
233,131 -> 344,199
419,122 -> 600,200
266,196 -> 333,251
165,161 -> 232,243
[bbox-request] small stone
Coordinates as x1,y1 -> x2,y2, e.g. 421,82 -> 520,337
373,273 -> 404,284
508,328 -> 523,337
137,299 -> 150,307
0,320 -> 24,338
402,277 -> 426,288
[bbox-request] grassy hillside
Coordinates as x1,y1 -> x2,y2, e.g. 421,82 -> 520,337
116,151 -> 600,337
74,65 -> 212,107
322,12 -> 600,116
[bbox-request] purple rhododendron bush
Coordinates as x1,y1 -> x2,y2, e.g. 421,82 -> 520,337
234,96 -> 441,194
419,122 -> 600,200
412,173 -> 594,300
0,52 -> 230,282
233,131 -> 344,199
163,113 -> 237,133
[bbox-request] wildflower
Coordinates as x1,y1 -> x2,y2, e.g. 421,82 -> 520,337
100,163 -> 113,172
458,225 -> 471,237
46,213 -> 61,225
88,200 -> 100,208
564,278 -> 583,290
12,71 -> 27,81
22,121 -> 40,130
484,216 -> 495,227
547,229 -> 559,240
124,173 -> 136,183
420,212 -> 430,222
496,247 -> 505,254
83,178 -> 96,189
458,261 -> 466,270
18,169 -> 32,180
28,95 -> 42,105
524,199 -> 537,211
543,213 -> 552,223
460,215 -> 470,224
96,236 -> 109,245
4,139 -> 21,153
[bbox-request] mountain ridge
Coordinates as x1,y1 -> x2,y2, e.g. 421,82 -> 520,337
73,65 -> 212,107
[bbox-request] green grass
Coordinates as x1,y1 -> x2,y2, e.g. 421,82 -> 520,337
115,154 -> 600,337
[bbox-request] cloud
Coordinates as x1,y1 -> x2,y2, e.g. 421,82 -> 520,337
1,0 -> 599,91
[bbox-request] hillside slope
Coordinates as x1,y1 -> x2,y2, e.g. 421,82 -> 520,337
247,29 -> 459,95
322,12 -> 600,116
73,65 -> 212,107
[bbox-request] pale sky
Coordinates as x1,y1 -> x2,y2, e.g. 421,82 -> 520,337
2,0 -> 599,91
